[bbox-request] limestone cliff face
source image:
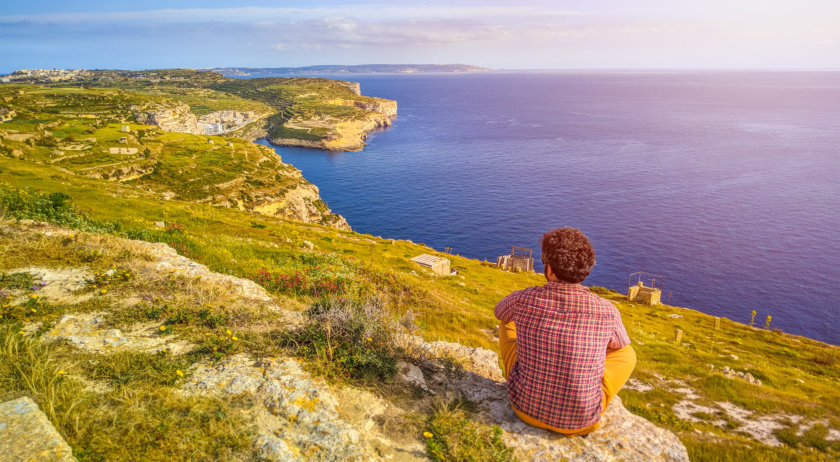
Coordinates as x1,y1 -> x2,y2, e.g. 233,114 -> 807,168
249,181 -> 351,230
271,112 -> 393,152
132,102 -> 199,134
132,104 -> 262,136
197,110 -> 259,135
267,85 -> 397,152
329,98 -> 398,117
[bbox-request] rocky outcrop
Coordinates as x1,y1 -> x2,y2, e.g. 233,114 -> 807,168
197,110 -> 258,135
271,112 -> 394,152
133,105 -> 261,136
183,355 -> 423,461
0,397 -> 76,462
133,102 -> 199,134
250,182 -> 351,231
43,312 -> 194,355
329,98 -> 398,117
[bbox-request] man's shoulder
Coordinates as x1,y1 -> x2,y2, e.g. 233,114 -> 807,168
587,291 -> 622,315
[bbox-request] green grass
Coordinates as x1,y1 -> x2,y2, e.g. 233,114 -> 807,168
425,400 -> 517,462
0,325 -> 254,461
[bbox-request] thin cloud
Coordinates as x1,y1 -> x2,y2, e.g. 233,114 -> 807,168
0,6 -> 592,24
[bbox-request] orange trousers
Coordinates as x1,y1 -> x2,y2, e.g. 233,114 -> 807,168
498,320 -> 636,437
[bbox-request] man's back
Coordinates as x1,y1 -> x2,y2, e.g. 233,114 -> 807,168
495,281 -> 630,430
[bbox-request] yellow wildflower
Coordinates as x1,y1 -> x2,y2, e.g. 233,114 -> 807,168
226,329 -> 231,335
160,325 -> 167,332
18,330 -> 25,335
213,346 -> 218,352
231,336 -> 238,341
423,432 -> 433,438
57,370 -> 67,376
30,308 -> 37,314
205,332 -> 211,336
100,288 -> 107,294
367,337 -> 372,342
176,370 -> 184,377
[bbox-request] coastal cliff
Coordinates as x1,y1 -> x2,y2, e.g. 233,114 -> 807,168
272,110 -> 394,151
211,77 -> 397,152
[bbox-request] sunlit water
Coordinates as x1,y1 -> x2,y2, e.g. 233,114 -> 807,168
253,72 -> 840,345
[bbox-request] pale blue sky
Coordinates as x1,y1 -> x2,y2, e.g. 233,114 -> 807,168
1,1 -> 838,72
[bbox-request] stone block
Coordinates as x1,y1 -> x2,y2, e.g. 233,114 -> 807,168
0,396 -> 76,461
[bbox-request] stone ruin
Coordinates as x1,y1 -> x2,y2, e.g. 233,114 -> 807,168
627,272 -> 663,305
497,246 -> 535,272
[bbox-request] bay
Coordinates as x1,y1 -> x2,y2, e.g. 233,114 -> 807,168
255,71 -> 840,345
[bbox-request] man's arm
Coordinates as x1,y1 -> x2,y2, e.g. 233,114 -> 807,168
494,290 -> 522,322
608,307 -> 631,351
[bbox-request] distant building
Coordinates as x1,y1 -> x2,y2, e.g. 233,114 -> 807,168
121,125 -> 130,133
0,108 -> 15,122
496,246 -> 535,272
627,272 -> 663,305
410,254 -> 452,276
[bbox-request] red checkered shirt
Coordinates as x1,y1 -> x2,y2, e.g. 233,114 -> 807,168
495,281 -> 631,430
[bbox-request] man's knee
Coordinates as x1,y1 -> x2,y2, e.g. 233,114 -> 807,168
498,321 -> 518,378
603,345 -> 637,398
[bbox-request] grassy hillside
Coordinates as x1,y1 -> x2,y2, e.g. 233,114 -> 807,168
14,69 -> 397,149
1,74 -> 838,461
1,160 -> 838,460
0,83 -> 346,227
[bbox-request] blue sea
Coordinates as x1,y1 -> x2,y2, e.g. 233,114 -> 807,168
253,72 -> 840,345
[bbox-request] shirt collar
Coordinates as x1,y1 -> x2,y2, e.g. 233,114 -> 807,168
545,281 -> 587,292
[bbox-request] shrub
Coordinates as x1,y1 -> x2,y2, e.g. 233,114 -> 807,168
0,272 -> 36,290
251,266 -> 347,297
0,184 -> 117,233
281,297 -> 406,383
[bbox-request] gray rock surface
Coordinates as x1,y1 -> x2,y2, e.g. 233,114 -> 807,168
183,354 -> 423,461
0,396 -> 76,461
395,361 -> 433,394
43,312 -> 192,354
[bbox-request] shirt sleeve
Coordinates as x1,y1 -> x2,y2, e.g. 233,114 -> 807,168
608,307 -> 631,350
494,289 -> 522,322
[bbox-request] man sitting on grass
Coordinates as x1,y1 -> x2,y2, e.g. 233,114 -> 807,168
495,227 -> 636,437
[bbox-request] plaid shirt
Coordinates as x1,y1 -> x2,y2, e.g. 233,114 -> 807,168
495,281 -> 631,430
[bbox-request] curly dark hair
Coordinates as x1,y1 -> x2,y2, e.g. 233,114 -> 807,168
540,227 -> 596,283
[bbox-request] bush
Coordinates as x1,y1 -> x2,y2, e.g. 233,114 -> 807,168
281,297 -> 406,383
0,184 -> 117,233
251,266 -> 347,297
588,286 -> 611,295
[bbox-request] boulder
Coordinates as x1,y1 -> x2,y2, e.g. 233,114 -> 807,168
0,396 -> 76,461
